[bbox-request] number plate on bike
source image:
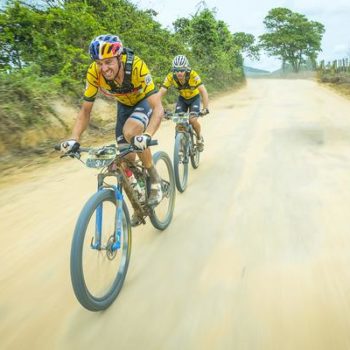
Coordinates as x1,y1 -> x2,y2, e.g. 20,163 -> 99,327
172,115 -> 189,123
86,147 -> 117,168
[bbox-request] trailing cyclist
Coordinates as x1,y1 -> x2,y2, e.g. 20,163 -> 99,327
158,55 -> 209,152
60,34 -> 164,226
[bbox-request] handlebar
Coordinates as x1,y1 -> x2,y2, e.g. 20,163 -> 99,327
165,111 -> 201,118
54,140 -> 158,158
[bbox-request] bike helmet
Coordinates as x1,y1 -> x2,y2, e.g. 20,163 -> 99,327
89,34 -> 123,60
172,55 -> 190,71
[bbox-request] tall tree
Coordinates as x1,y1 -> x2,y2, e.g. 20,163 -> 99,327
259,7 -> 325,72
233,32 -> 260,60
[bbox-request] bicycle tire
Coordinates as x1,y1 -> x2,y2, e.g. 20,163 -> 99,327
173,132 -> 189,192
190,133 -> 200,169
70,189 -> 131,311
149,151 -> 176,230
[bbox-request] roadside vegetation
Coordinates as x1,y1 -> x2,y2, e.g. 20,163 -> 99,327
318,59 -> 350,98
0,0 -> 259,165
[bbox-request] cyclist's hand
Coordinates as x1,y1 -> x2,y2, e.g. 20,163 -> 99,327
200,108 -> 209,116
131,133 -> 152,151
60,139 -> 80,153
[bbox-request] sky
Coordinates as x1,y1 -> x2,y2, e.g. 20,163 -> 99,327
131,0 -> 350,72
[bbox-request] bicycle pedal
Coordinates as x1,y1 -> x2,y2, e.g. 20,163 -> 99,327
131,215 -> 146,227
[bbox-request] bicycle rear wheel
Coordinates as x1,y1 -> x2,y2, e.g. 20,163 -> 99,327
190,134 -> 200,169
173,132 -> 189,192
149,151 -> 176,230
70,189 -> 131,311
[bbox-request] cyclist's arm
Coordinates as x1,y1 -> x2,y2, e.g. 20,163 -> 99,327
198,84 -> 209,110
71,101 -> 94,141
158,86 -> 168,99
144,93 -> 164,137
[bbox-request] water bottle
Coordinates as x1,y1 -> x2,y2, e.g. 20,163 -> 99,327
124,168 -> 144,201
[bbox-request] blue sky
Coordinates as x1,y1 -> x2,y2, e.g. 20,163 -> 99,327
132,0 -> 350,71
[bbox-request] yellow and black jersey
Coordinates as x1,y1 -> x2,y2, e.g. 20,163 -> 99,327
162,70 -> 203,99
83,53 -> 156,106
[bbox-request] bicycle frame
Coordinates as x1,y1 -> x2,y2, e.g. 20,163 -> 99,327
59,143 -> 151,253
91,157 -> 147,252
171,113 -> 197,156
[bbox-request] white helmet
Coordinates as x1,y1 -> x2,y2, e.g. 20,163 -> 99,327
172,55 -> 190,71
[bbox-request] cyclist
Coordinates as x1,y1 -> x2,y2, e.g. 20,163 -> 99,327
60,34 -> 164,226
158,55 -> 209,151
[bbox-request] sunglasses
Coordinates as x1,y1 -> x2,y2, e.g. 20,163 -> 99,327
173,68 -> 186,72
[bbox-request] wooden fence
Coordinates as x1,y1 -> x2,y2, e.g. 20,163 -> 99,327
319,58 -> 350,73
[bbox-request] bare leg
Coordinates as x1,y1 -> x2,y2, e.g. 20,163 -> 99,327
190,117 -> 201,138
189,117 -> 204,151
123,119 -> 162,207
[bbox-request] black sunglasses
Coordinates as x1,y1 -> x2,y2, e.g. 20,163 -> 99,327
173,68 -> 186,72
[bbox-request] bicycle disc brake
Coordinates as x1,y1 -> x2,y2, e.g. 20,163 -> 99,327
106,235 -> 118,260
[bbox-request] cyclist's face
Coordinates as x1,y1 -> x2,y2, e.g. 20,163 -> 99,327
175,69 -> 186,78
96,57 -> 120,80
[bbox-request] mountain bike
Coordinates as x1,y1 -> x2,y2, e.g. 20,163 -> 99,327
55,142 -> 175,311
166,111 -> 202,192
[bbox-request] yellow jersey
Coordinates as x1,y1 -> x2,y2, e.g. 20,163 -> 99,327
83,53 -> 156,106
162,70 -> 203,99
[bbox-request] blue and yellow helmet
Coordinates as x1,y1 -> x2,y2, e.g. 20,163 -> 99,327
89,34 -> 123,60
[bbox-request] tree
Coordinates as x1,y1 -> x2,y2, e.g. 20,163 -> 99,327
233,32 -> 260,60
259,7 -> 325,72
0,1 -> 39,70
173,8 -> 249,87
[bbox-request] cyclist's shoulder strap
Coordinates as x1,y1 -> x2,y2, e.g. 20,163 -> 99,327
172,70 -> 191,89
122,48 -> 135,84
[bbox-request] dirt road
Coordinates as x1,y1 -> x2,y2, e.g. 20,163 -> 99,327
1,79 -> 350,350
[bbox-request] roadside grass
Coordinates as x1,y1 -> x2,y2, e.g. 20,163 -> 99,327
318,71 -> 350,99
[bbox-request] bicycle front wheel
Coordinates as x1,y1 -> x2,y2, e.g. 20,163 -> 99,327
70,189 -> 131,311
149,151 -> 176,230
173,132 -> 189,192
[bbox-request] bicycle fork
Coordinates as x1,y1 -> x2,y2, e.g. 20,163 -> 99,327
177,132 -> 190,164
90,185 -> 123,255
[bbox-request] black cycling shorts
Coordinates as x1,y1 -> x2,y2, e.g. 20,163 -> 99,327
175,94 -> 201,114
115,99 -> 152,144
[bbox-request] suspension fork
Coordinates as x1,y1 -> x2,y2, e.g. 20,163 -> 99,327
91,174 -> 106,249
111,185 -> 123,251
91,174 -> 123,251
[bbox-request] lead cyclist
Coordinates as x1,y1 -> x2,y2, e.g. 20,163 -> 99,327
60,34 -> 164,226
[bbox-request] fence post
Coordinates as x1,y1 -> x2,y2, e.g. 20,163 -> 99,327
332,60 -> 337,73
319,60 -> 324,70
